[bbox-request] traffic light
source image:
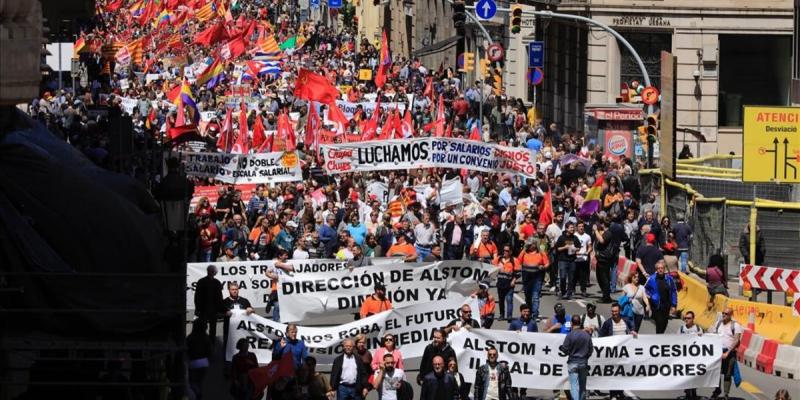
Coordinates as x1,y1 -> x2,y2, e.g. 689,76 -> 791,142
645,113 -> 659,136
479,59 -> 491,77
510,5 -> 522,34
459,52 -> 474,73
492,68 -> 503,95
452,1 -> 466,31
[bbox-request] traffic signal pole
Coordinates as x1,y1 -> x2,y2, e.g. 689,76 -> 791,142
456,1 -> 655,116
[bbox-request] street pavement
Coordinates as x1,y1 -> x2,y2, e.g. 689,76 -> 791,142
191,271 -> 800,400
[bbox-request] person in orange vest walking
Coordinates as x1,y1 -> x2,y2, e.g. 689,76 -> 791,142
471,230 -> 498,262
493,245 -> 521,321
471,281 -> 497,328
517,238 -> 550,319
359,282 -> 393,319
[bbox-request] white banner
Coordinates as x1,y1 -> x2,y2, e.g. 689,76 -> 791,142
181,151 -> 303,184
278,260 -> 498,322
187,259 -> 355,310
321,138 -> 537,178
334,100 -> 407,119
120,97 -> 138,115
226,296 -> 480,364
440,177 -> 464,207
450,329 -> 722,390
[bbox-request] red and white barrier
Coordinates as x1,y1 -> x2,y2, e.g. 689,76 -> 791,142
773,343 -> 800,380
739,264 -> 800,292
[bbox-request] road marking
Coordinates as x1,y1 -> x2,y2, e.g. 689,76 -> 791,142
575,299 -> 587,308
739,380 -> 769,400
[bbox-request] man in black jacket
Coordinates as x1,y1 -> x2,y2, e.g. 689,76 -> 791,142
420,355 -> 459,400
443,214 -> 466,260
194,265 -> 223,341
417,329 -> 457,385
473,346 -> 513,400
330,338 -> 370,400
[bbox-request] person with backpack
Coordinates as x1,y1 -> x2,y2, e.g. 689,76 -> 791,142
709,308 -> 743,400
677,311 -> 703,400
579,302 -> 605,337
621,271 -> 650,332
599,303 -> 637,400
645,260 -> 678,334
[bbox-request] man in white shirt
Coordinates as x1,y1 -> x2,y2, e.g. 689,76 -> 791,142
372,353 -> 406,400
574,221 -> 592,297
678,311 -> 703,400
332,338 -> 368,400
414,213 -> 436,262
545,213 -> 564,291
710,308 -> 742,400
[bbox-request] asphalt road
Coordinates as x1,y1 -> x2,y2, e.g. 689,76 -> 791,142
191,273 -> 800,400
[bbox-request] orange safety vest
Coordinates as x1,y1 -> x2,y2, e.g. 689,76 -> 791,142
359,295 -> 393,318
493,256 -> 520,280
517,251 -> 549,270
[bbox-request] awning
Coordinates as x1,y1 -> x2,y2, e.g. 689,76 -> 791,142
412,36 -> 461,58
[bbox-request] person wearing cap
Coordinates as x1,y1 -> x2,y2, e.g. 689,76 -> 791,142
579,302 -> 605,337
359,282 -> 392,319
635,231 -> 664,283
517,235 -> 550,319
217,242 -> 242,262
386,233 -> 417,262
645,260 -> 677,333
471,281 -> 496,328
274,219 -> 297,252
545,303 -> 572,334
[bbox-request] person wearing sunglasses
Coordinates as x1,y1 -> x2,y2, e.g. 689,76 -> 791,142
709,308 -> 743,400
677,311 -> 703,400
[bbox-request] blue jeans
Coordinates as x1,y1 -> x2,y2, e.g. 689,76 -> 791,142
415,244 -> 432,262
558,261 -> 576,298
337,385 -> 362,400
568,363 -> 589,400
679,250 -> 689,273
272,301 -> 280,322
200,248 -> 213,262
522,270 -> 545,318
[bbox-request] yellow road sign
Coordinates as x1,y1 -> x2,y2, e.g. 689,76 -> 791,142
742,106 -> 800,183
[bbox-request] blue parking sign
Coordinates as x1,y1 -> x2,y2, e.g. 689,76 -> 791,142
328,0 -> 342,8
529,41 -> 544,68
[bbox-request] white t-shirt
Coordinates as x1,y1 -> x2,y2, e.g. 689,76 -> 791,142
712,320 -> 743,350
293,248 -> 309,259
581,313 -> 605,337
575,232 -> 592,262
611,319 -> 628,336
486,364 -> 500,400
623,283 -> 646,316
375,368 -> 405,400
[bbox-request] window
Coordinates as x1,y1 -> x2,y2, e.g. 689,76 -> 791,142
619,32 -> 672,90
718,35 -> 792,127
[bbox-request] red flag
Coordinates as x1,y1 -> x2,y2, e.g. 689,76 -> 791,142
361,101 -> 381,141
248,353 -> 295,396
231,102 -> 249,154
168,124 -> 198,141
327,104 -> 350,135
175,100 -> 187,127
293,69 -> 340,104
221,35 -> 246,60
216,107 -> 234,152
194,22 -> 227,47
423,96 -> 445,137
538,185 -> 554,227
445,121 -> 453,138
252,114 -> 266,150
104,0 -> 124,13
401,111 -> 415,138
305,102 -> 320,149
390,109 -> 403,139
377,109 -> 395,140
375,30 -> 391,89
278,112 -> 296,152
145,108 -> 157,130
468,123 -> 481,141
423,76 -> 433,99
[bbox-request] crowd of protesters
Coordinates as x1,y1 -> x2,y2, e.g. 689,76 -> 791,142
26,0 -> 788,400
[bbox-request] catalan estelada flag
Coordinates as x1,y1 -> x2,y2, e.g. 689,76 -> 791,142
196,1 -> 217,21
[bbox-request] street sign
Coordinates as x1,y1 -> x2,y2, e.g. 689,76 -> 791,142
527,67 -> 544,86
528,41 -> 544,68
742,106 -> 800,183
487,43 -> 504,62
328,0 -> 342,8
641,86 -> 660,105
475,0 -> 497,20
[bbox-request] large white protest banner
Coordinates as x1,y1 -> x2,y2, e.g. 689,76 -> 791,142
187,259 -> 353,310
226,296 -> 480,364
450,329 -> 722,391
334,100 -> 407,119
180,151 -> 303,184
278,260 -> 498,322
321,137 -> 537,178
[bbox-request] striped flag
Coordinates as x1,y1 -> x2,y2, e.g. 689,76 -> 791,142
196,1 -> 217,21
73,36 -> 86,56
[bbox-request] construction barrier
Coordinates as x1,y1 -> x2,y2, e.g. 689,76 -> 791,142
676,272 -> 800,345
737,329 -> 754,363
755,339 -> 780,374
742,333 -> 764,369
773,344 -> 800,380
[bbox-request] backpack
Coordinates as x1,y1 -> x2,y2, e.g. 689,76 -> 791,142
581,313 -> 602,329
617,294 -> 635,319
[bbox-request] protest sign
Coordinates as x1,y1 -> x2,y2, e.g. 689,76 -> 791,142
187,259 -> 354,310
119,97 -> 138,115
226,296 -> 480,364
180,151 -> 303,184
119,78 -> 129,90
450,329 -> 722,390
334,100 -> 407,119
321,137 -> 537,178
278,260 -> 498,322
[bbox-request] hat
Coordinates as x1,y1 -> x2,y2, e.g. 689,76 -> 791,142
478,281 -> 490,290
586,302 -> 596,310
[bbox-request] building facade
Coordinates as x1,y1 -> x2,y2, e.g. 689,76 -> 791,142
559,0 -> 795,155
